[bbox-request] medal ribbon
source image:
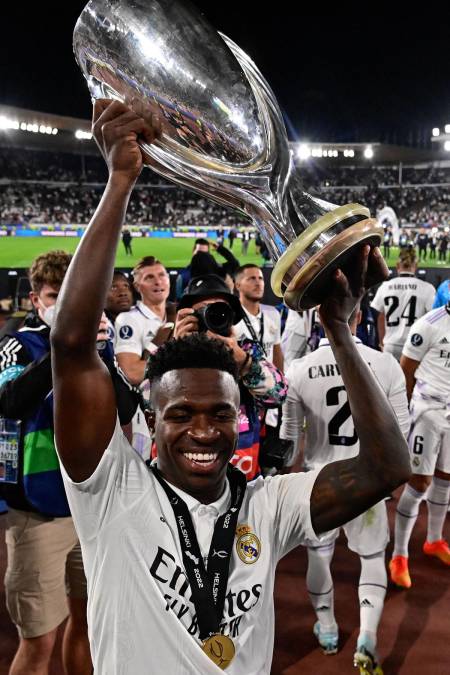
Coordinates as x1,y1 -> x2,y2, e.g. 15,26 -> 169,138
151,464 -> 246,640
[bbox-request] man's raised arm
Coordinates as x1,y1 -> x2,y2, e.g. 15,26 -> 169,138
51,100 -> 160,482
310,246 -> 411,535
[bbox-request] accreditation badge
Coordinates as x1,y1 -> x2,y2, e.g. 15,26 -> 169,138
0,418 -> 20,484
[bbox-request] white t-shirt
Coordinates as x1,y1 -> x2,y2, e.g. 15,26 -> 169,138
281,308 -> 319,369
234,304 -> 281,362
114,301 -> 165,356
371,274 -> 435,348
60,421 -> 320,675
402,305 -> 450,402
280,337 -> 410,470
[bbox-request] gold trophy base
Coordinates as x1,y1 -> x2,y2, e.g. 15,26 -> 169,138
271,207 -> 383,310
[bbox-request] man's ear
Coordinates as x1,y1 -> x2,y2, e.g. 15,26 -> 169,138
29,290 -> 39,311
144,408 -> 156,435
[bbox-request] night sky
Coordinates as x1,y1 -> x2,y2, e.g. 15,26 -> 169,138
1,3 -> 448,145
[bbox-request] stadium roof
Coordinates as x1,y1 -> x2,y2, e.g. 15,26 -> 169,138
1,104 -> 449,165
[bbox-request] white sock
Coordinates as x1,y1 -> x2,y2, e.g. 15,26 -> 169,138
426,477 -> 450,543
393,484 -> 425,557
306,543 -> 336,630
358,553 -> 387,652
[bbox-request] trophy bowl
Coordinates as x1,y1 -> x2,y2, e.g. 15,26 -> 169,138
74,0 -> 382,309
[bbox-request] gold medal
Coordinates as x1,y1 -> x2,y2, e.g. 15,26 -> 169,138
202,634 -> 235,670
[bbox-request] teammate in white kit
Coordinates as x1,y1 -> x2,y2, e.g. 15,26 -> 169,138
234,264 -> 283,370
114,255 -> 175,385
371,250 -> 435,361
281,306 -> 409,675
50,100 -> 410,675
281,307 -> 320,369
389,302 -> 450,589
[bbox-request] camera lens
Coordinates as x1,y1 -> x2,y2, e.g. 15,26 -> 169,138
204,302 -> 234,336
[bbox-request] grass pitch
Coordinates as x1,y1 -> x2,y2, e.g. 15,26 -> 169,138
0,236 -> 446,270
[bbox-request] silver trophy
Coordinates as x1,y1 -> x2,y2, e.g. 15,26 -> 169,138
74,0 -> 382,309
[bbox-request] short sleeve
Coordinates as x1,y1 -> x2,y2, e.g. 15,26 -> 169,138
386,356 -> 410,437
263,469 -> 322,559
280,362 -> 306,441
58,417 -> 151,542
114,312 -> 144,356
370,284 -> 385,313
402,317 -> 433,362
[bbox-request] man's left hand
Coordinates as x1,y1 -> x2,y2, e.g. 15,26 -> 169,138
319,245 -> 388,334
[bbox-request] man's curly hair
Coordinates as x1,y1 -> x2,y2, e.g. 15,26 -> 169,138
145,334 -> 239,384
28,250 -> 72,293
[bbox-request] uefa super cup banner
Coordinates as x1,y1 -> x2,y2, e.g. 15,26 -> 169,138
74,0 -> 382,309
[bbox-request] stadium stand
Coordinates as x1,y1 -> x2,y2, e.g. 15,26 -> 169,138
0,147 -> 448,229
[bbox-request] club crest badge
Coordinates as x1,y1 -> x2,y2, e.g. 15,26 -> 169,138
236,524 -> 261,564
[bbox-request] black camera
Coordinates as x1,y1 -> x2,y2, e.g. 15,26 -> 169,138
193,302 -> 234,337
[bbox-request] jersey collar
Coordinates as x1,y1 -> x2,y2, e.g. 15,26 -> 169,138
151,460 -> 231,516
136,300 -> 165,321
318,335 -> 362,348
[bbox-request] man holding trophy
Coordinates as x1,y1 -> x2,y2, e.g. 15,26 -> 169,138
48,1 -> 411,673
50,97 -> 409,675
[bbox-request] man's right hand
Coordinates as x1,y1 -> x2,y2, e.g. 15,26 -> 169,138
174,308 -> 200,339
92,99 -> 162,184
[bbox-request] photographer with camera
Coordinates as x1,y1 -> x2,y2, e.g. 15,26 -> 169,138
174,274 -> 287,480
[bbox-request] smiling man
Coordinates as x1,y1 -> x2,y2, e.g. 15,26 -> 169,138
50,100 -> 410,675
114,255 -> 175,385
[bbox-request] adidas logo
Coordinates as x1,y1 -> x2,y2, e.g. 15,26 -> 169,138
360,599 -> 374,608
439,337 -> 449,344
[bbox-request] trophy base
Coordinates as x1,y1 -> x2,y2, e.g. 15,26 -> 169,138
282,218 -> 382,310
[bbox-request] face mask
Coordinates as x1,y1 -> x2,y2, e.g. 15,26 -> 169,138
38,299 -> 56,327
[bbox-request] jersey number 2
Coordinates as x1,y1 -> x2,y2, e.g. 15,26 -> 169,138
326,386 -> 358,446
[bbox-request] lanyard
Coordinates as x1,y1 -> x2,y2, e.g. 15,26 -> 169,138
242,310 -> 266,354
151,464 -> 247,641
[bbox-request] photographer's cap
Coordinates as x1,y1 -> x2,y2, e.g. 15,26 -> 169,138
178,274 -> 243,324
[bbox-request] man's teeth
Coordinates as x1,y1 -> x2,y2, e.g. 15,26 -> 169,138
183,452 -> 218,463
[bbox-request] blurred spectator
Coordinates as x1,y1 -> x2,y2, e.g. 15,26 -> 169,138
432,278 -> 450,308
0,147 -> 448,232
416,228 -> 429,261
122,228 -> 133,255
176,240 -> 240,299
104,271 -> 133,342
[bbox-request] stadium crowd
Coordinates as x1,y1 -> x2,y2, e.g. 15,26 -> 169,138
0,147 -> 449,230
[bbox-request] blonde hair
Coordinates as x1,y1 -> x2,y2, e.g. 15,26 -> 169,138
397,249 -> 416,270
28,250 -> 72,293
132,256 -> 165,284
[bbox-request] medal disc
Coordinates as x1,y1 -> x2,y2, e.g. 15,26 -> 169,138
202,634 -> 235,670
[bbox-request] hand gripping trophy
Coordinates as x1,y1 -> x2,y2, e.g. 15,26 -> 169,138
74,0 -> 383,309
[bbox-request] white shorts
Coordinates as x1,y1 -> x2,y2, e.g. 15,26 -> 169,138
409,398 -> 450,475
308,500 -> 389,556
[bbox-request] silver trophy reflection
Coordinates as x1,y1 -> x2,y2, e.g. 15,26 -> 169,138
74,0 -> 382,309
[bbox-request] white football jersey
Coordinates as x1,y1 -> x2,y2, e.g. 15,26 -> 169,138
281,308 -> 319,369
280,337 -> 410,470
114,301 -> 164,357
234,304 -> 281,362
402,305 -> 450,402
371,274 -> 435,348
60,418 -> 320,675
